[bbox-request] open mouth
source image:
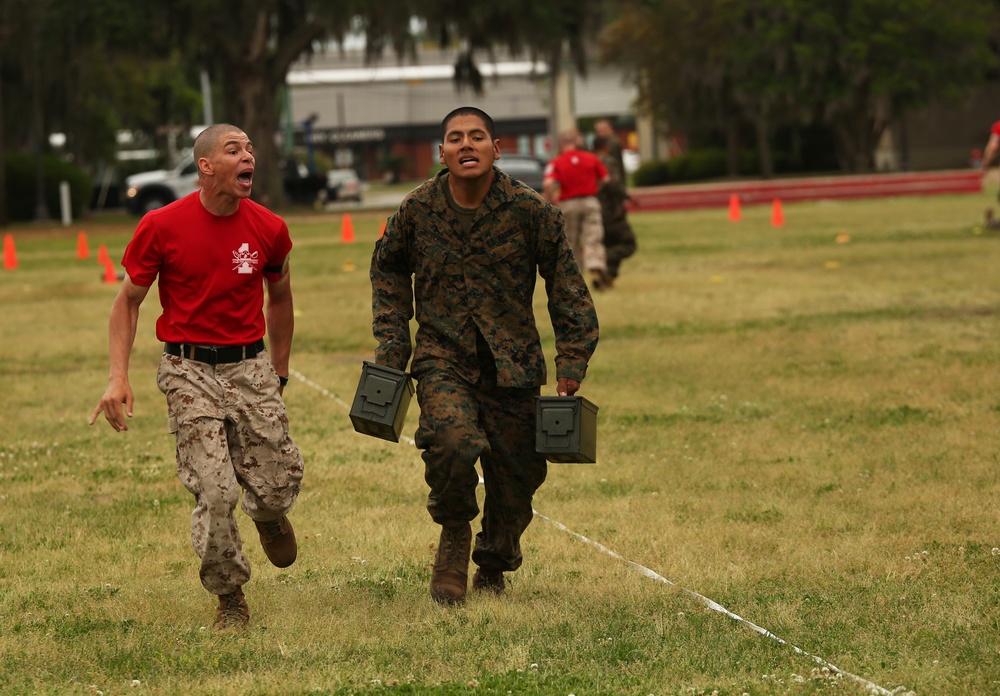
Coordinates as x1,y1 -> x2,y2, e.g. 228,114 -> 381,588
459,157 -> 478,166
237,171 -> 253,187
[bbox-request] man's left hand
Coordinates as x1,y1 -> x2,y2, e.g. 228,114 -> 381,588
557,377 -> 580,396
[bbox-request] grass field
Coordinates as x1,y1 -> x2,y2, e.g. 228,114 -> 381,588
0,190 -> 998,695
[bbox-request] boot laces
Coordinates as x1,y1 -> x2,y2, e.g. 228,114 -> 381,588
437,525 -> 467,567
257,518 -> 284,541
218,591 -> 247,622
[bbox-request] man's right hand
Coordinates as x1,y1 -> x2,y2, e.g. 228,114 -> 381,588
89,378 -> 134,432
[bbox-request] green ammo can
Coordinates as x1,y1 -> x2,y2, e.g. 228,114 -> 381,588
350,361 -> 414,442
535,396 -> 599,463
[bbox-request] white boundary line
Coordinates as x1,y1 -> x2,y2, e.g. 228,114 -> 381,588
289,368 -> 894,695
534,512 -> 893,695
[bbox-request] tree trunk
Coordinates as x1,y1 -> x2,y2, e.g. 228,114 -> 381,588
230,69 -> 285,209
832,108 -> 878,173
0,49 -> 6,228
725,115 -> 741,178
755,114 -> 774,179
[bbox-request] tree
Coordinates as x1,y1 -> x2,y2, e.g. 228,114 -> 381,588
412,0 -> 609,147
602,0 -> 998,174
600,0 -> 745,173
159,0 -> 611,205
0,0 -> 204,222
790,0 -> 994,171
3,0 -> 608,211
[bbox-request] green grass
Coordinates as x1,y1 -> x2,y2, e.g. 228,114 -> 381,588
1,191 -> 999,694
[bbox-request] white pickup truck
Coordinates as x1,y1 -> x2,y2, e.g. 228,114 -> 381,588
123,153 -> 200,215
123,152 -> 329,215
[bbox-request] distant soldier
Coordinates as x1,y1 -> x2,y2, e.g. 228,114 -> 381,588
593,134 -> 638,287
90,124 -> 303,631
370,106 -> 599,605
594,119 -> 626,186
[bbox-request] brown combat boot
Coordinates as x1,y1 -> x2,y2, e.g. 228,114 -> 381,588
213,587 -> 249,631
254,515 -> 297,568
590,268 -> 613,291
430,522 -> 472,605
472,567 -> 506,595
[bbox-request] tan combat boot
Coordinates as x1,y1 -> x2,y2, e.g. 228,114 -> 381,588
213,587 -> 249,631
430,522 -> 472,605
254,515 -> 297,568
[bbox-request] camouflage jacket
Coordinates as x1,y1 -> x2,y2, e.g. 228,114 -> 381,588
370,167 -> 599,387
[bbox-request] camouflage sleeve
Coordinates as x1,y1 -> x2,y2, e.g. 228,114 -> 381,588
370,207 -> 414,372
536,202 -> 599,382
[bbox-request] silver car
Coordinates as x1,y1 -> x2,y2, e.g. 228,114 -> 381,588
325,168 -> 363,202
496,155 -> 546,193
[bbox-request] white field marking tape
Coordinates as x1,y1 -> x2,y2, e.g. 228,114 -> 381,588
533,512 -> 894,696
290,368 -> 892,696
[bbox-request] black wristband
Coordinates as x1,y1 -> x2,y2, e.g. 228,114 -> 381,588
278,375 -> 289,387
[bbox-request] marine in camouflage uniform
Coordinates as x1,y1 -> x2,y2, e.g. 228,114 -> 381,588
370,106 -> 599,604
594,134 -> 638,284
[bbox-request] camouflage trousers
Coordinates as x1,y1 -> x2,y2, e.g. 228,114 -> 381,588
560,196 -> 607,273
157,352 -> 304,595
603,219 -> 637,279
414,365 -> 547,572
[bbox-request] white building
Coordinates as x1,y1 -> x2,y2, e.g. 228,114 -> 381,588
284,46 -> 648,180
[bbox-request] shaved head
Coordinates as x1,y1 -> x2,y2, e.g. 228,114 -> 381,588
193,124 -> 247,160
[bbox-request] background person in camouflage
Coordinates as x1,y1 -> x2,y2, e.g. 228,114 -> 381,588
594,119 -> 626,186
89,123 -> 304,631
593,134 -> 638,287
370,106 -> 599,605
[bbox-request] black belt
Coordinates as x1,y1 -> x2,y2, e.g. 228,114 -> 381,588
164,339 -> 265,365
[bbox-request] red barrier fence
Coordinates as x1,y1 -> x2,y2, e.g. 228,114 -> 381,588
629,170 -> 984,212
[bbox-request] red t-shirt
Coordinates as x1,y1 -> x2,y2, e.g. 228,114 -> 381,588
543,149 -> 608,199
122,193 -> 292,345
991,120 -> 1000,137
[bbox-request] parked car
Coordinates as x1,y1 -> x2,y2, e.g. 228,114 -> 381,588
123,154 -> 200,215
325,168 -> 363,202
123,153 -> 329,214
496,154 -> 547,193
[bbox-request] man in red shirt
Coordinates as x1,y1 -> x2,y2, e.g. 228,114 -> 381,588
543,128 -> 612,290
90,124 -> 303,631
980,120 -> 1000,178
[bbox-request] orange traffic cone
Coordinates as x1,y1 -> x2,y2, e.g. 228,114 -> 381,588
771,198 -> 785,227
379,219 -> 387,238
3,234 -> 17,270
341,213 -> 355,243
728,194 -> 741,222
102,259 -> 119,284
76,231 -> 90,260
97,244 -> 109,265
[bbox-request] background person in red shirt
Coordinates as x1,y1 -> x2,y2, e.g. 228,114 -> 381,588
980,119 -> 1000,181
543,128 -> 612,290
89,124 -> 304,631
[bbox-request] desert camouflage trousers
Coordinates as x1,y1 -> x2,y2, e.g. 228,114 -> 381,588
414,364 -> 547,572
560,196 -> 607,273
157,352 -> 304,595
